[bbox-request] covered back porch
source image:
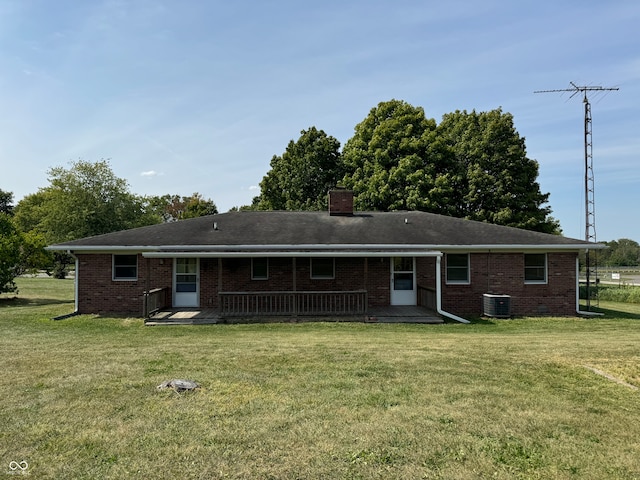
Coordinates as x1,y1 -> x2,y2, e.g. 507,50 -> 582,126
143,286 -> 442,325
145,305 -> 443,325
141,249 -> 466,324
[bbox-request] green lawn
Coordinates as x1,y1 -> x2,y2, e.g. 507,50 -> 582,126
2,278 -> 639,479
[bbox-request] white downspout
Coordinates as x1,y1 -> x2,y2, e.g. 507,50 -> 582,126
576,257 -> 603,317
436,255 -> 470,324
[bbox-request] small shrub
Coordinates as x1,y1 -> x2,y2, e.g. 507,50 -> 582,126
583,285 -> 640,304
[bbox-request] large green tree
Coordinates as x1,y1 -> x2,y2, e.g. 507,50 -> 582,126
250,100 -> 560,233
14,159 -> 159,244
341,101 -> 559,233
341,99 -> 455,212
0,213 -> 22,293
0,189 -> 13,215
598,239 -> 640,266
0,213 -> 47,293
252,127 -> 344,211
436,108 -> 560,233
147,193 -> 218,222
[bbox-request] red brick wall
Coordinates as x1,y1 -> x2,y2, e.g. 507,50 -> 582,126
366,257 -> 391,306
228,257 -> 390,307
440,252 -> 577,316
76,254 -> 171,315
75,252 -> 578,317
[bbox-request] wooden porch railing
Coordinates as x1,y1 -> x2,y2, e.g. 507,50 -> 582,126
144,287 -> 169,318
219,290 -> 368,317
418,285 -> 437,311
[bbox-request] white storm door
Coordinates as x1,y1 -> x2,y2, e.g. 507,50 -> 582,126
173,258 -> 199,307
390,257 -> 417,305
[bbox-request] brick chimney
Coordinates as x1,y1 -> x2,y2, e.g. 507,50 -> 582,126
328,187 -> 354,216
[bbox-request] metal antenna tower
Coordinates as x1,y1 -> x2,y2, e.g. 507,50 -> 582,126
534,82 -> 619,310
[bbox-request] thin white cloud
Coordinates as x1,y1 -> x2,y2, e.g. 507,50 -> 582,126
141,170 -> 162,177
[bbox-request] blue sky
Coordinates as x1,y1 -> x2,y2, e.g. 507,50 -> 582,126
1,0 -> 638,242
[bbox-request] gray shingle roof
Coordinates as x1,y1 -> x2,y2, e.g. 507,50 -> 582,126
49,210 -> 598,252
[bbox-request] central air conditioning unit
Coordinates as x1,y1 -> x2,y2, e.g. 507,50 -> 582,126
483,294 -> 511,318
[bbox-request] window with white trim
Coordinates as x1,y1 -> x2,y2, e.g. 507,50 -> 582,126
252,258 -> 269,280
310,258 -> 335,279
524,253 -> 547,283
446,253 -> 470,284
113,254 -> 137,281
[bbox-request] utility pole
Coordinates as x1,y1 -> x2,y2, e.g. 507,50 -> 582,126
534,82 -> 619,310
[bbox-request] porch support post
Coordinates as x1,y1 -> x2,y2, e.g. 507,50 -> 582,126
217,258 -> 223,311
292,257 -> 297,317
364,257 -> 369,313
144,256 -> 151,318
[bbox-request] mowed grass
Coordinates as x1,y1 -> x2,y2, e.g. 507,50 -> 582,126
1,278 -> 639,479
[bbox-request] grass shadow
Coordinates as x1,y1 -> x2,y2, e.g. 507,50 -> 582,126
586,305 -> 640,320
0,297 -> 73,308
468,317 -> 497,326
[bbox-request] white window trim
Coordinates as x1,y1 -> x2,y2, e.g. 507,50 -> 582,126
112,254 -> 138,281
251,258 -> 269,280
310,257 -> 335,279
445,253 -> 470,285
524,253 -> 548,284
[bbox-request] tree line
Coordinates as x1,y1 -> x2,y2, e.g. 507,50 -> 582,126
0,159 -> 217,291
2,99 -> 637,293
251,100 -> 560,234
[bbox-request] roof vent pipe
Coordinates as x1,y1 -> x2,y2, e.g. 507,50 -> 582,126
213,222 -> 218,231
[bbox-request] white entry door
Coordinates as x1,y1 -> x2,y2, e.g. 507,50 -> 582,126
173,258 -> 199,307
391,257 -> 417,305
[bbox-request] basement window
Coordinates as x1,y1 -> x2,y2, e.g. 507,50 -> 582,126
252,258 -> 269,280
446,253 -> 470,284
113,254 -> 138,281
524,253 -> 547,284
311,258 -> 335,279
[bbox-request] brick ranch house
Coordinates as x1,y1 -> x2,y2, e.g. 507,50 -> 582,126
48,189 -> 604,322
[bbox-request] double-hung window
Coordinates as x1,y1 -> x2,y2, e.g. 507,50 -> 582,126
524,253 -> 547,283
113,254 -> 137,281
310,258 -> 335,279
446,253 -> 470,284
252,258 -> 269,280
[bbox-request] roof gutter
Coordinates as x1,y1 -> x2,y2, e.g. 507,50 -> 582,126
47,242 -> 606,253
575,256 -> 604,317
435,255 -> 470,324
